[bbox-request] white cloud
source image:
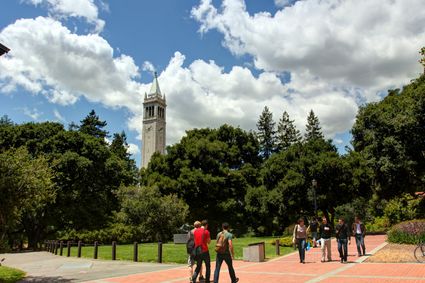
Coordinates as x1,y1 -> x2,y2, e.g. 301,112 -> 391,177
21,107 -> 43,120
0,17 -> 143,114
142,61 -> 156,73
129,52 -> 359,145
53,109 -> 66,122
274,0 -> 292,8
127,143 -> 140,155
191,0 -> 425,100
25,0 -> 105,32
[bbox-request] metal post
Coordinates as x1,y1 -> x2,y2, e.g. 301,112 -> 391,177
67,241 -> 71,257
112,241 -> 116,260
77,241 -> 82,258
275,239 -> 280,255
157,241 -> 163,263
133,242 -> 138,262
312,179 -> 318,215
59,241 -> 63,256
94,241 -> 98,259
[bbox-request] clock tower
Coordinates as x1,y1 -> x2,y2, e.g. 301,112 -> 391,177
142,72 -> 166,168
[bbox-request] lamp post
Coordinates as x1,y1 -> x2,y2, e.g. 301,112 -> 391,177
312,179 -> 318,215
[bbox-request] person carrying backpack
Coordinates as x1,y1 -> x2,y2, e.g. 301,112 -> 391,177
191,220 -> 211,283
213,222 -> 239,283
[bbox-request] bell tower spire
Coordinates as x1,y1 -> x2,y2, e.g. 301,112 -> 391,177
141,72 -> 166,168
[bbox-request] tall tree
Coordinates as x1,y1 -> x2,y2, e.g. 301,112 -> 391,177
256,106 -> 276,159
352,74 -> 425,199
0,148 -> 55,250
276,111 -> 301,151
79,110 -> 108,139
143,124 -> 261,235
420,46 -> 425,72
304,110 -> 324,141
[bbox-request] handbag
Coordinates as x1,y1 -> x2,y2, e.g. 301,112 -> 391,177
306,241 -> 311,251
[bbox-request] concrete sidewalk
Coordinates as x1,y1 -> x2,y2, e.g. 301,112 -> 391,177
0,252 -> 183,282
2,235 -> 424,282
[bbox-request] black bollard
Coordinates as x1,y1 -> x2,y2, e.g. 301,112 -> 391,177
67,241 -> 71,257
133,242 -> 138,262
112,241 -> 117,260
54,241 -> 58,255
59,241 -> 63,256
77,241 -> 82,258
275,239 -> 280,255
94,241 -> 98,259
157,241 -> 163,263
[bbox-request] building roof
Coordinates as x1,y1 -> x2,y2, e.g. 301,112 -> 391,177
148,72 -> 162,97
0,43 -> 10,57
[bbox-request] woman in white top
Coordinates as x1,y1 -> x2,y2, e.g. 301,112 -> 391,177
292,218 -> 310,263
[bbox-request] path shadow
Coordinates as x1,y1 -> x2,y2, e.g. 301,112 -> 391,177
18,276 -> 74,282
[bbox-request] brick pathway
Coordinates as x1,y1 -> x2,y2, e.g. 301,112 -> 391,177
89,235 -> 425,283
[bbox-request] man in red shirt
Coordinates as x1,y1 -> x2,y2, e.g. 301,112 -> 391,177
191,220 -> 211,283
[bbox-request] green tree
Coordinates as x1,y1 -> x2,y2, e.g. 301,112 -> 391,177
420,46 -> 425,71
304,110 -> 324,141
0,148 -> 55,250
257,106 -> 276,159
79,110 -> 108,139
252,139 -> 352,232
276,111 -> 301,151
117,185 -> 189,241
143,124 -> 261,234
351,75 -> 425,199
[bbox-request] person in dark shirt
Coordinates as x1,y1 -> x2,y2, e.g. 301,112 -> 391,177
308,217 -> 319,248
335,217 -> 351,263
319,217 -> 332,262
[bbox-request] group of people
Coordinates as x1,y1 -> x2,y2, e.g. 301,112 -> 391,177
187,220 -> 239,283
292,216 -> 367,263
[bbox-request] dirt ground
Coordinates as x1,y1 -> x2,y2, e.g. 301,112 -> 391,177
366,243 -> 418,263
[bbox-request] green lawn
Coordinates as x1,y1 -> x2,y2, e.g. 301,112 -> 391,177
0,266 -> 26,283
59,237 -> 294,264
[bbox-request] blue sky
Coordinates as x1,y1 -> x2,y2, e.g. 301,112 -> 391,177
1,0 -> 424,167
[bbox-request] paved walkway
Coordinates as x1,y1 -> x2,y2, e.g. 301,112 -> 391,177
2,235 -> 424,282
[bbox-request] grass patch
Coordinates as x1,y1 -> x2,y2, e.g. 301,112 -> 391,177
60,237 -> 294,264
0,266 -> 26,283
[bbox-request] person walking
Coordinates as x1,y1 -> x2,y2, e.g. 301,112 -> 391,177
319,217 -> 332,262
191,220 -> 211,283
352,216 -> 366,256
187,221 -> 205,281
213,222 -> 239,283
308,217 -> 319,248
292,218 -> 309,263
335,217 -> 350,263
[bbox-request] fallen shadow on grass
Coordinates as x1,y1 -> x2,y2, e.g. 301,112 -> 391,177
18,276 -> 74,282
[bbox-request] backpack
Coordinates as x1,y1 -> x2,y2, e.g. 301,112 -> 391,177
215,232 -> 228,254
186,231 -> 195,255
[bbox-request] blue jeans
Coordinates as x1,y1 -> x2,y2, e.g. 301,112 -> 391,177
337,238 -> 348,261
213,253 -> 237,283
297,238 -> 306,262
355,234 -> 366,255
192,251 -> 210,282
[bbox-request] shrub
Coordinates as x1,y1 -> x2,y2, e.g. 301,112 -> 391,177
270,236 -> 293,247
383,194 -> 422,225
387,219 -> 425,244
366,216 -> 391,234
